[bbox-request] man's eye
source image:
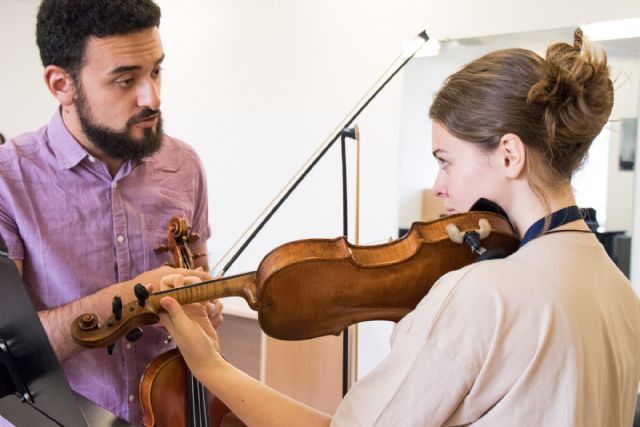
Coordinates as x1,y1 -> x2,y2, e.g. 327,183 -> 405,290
116,78 -> 135,88
151,67 -> 163,78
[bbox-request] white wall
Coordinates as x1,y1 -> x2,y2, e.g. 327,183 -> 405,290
0,0 -> 56,137
606,61 -> 640,232
3,0 -> 640,381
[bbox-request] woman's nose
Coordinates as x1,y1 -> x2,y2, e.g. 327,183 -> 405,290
432,173 -> 447,198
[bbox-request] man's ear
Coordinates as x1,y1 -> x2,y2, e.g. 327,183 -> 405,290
496,133 -> 526,179
43,65 -> 76,107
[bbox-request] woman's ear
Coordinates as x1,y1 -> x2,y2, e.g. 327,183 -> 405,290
496,133 -> 526,179
43,65 -> 77,107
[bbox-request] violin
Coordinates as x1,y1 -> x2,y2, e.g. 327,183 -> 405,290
138,217 -> 232,427
71,211 -> 518,348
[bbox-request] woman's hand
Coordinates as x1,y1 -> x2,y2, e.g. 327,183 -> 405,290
158,274 -> 225,376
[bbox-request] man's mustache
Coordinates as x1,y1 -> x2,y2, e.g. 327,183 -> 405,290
128,108 -> 161,126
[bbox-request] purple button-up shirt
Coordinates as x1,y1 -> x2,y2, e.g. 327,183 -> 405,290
0,110 -> 210,425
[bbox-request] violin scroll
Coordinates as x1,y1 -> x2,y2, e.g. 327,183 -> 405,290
71,296 -> 163,348
153,217 -> 204,268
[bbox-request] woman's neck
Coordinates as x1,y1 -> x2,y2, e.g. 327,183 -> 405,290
505,184 -> 588,240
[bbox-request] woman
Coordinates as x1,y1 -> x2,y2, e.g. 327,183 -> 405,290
158,30 -> 640,426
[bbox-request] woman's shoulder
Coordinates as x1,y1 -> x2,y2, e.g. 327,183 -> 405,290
429,255 -> 535,302
399,255 -> 555,337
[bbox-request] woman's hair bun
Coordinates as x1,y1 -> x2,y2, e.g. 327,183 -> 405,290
527,28 -> 613,162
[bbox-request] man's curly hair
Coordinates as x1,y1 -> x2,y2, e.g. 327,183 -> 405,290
36,0 -> 161,78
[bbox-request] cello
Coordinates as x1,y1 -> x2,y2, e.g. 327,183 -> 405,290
138,217 -> 235,427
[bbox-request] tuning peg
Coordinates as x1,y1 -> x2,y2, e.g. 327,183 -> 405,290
134,283 -> 149,307
126,327 -> 144,343
154,244 -> 169,254
112,295 -> 123,321
187,233 -> 200,244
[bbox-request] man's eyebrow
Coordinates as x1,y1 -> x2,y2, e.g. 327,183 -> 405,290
108,54 -> 165,75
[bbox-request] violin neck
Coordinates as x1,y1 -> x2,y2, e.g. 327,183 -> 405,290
149,272 -> 259,311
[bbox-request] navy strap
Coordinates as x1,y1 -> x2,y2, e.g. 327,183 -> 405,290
520,205 -> 584,247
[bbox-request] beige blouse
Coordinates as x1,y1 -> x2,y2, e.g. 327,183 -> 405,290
332,232 -> 640,426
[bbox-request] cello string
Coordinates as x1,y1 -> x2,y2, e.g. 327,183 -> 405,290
188,369 -> 196,425
196,375 -> 204,427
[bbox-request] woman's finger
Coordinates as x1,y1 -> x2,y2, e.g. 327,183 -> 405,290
158,296 -> 192,337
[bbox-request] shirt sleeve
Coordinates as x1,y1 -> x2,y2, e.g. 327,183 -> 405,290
0,190 -> 24,260
332,331 -> 475,427
331,264 -> 509,427
188,147 -> 211,244
332,268 -> 479,427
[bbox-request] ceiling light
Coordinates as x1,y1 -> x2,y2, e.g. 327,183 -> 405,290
581,17 -> 640,41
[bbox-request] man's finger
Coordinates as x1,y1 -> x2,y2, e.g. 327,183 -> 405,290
183,275 -> 203,286
176,268 -> 211,281
160,273 -> 185,290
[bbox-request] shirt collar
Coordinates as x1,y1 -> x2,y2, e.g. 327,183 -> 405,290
46,108 -> 94,170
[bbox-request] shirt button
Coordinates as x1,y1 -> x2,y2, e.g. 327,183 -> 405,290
117,235 -> 125,244
125,343 -> 132,350
112,182 -> 118,190
88,155 -> 96,163
128,394 -> 134,403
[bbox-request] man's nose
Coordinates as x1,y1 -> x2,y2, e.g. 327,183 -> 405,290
138,78 -> 161,111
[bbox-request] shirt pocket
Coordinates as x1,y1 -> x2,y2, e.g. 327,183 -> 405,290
139,189 -> 195,272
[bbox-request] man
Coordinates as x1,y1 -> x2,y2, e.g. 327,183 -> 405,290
0,0 -> 219,424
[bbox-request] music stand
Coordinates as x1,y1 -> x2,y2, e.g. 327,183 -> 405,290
0,234 -> 130,426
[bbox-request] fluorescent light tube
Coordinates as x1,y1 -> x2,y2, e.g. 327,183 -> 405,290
581,18 -> 640,41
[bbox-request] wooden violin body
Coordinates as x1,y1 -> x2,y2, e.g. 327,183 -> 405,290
71,211 -> 518,348
256,211 -> 517,339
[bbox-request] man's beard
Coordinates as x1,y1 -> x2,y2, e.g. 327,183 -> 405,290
75,84 -> 164,163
